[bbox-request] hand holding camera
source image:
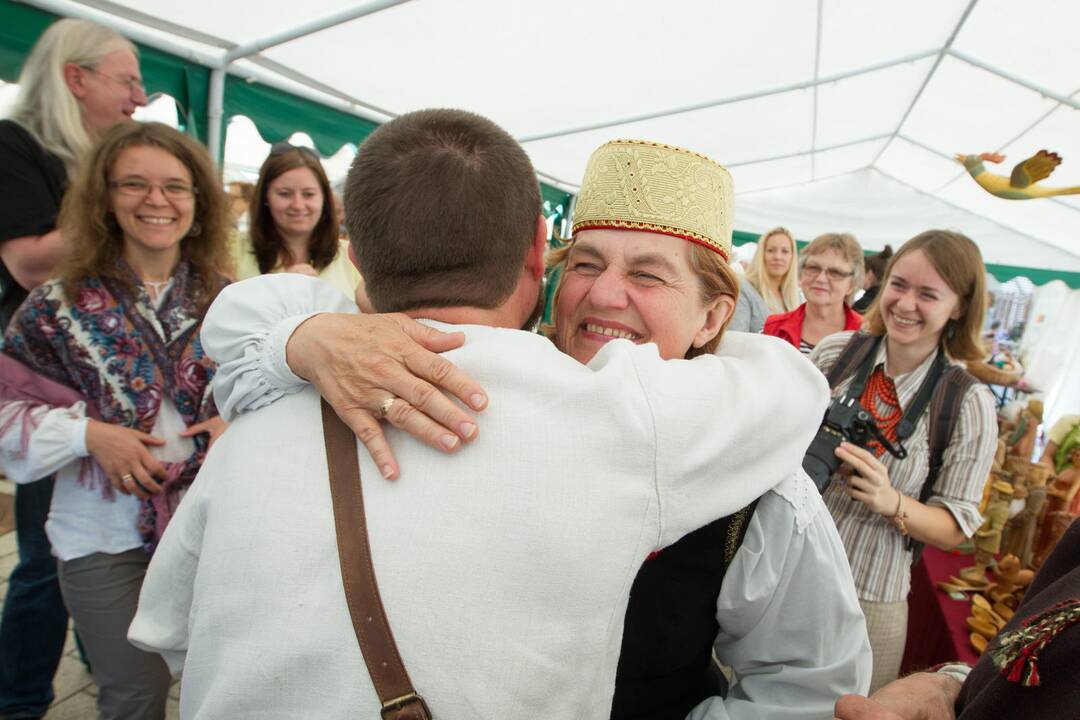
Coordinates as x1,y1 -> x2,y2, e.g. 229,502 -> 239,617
835,441 -> 900,516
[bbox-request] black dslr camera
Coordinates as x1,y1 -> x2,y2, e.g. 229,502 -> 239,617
802,396 -> 907,492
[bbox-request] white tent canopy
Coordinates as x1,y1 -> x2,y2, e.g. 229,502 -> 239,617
22,0 -> 1080,272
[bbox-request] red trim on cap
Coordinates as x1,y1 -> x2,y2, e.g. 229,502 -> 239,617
572,222 -> 730,262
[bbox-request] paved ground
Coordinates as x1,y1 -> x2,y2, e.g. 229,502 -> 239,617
0,478 -> 181,718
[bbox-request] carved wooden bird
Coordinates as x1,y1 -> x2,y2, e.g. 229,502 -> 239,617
955,150 -> 1080,199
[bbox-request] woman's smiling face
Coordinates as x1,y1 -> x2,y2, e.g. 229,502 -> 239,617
554,229 -> 726,364
108,145 -> 195,260
879,248 -> 962,354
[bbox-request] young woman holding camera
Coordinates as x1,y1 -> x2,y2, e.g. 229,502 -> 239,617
808,230 -> 997,693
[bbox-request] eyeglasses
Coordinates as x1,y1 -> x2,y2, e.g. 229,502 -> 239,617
801,261 -> 854,282
109,179 -> 198,200
269,142 -> 320,160
80,65 -> 145,96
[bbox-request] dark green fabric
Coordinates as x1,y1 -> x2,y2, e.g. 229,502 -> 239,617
222,75 -> 378,156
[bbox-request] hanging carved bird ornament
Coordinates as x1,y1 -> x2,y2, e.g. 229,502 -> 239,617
955,150 -> 1080,199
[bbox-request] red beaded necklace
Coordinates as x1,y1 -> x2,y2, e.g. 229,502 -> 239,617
860,366 -> 902,457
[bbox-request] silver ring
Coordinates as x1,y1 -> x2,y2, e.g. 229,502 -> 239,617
121,473 -> 135,484
379,397 -> 396,419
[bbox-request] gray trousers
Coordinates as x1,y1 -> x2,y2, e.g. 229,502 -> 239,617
57,549 -> 170,720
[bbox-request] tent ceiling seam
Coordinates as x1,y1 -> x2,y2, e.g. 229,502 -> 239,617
726,133 -> 891,168
945,49 -> 1080,111
810,0 -> 823,180
735,168 -> 869,196
516,48 -> 940,144
868,0 -> 979,168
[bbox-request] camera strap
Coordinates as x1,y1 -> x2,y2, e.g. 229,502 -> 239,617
845,333 -> 948,445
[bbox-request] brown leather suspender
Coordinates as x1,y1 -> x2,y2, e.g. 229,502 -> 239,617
321,399 -> 432,720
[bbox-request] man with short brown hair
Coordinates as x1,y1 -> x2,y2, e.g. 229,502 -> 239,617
346,108 -> 544,313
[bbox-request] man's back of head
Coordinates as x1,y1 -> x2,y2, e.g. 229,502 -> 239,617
344,109 -> 541,314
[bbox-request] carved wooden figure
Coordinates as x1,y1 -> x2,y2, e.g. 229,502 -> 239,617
1006,400 -> 1042,460
961,480 -> 1014,585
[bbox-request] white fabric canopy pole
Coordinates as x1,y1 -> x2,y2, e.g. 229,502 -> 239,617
207,0 -> 413,160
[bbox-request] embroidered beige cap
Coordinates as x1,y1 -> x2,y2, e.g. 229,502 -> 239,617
571,139 -> 734,260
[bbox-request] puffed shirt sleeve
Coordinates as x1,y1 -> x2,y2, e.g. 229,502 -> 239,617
619,332 -> 830,547
200,274 -> 356,420
0,399 -> 89,484
686,472 -> 872,720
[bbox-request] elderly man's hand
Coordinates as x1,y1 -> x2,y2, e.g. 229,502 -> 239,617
834,672 -> 962,720
286,312 -> 488,480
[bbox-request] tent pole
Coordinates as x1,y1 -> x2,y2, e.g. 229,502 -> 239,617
223,0 -> 414,63
207,67 -> 227,165
22,0 -> 219,66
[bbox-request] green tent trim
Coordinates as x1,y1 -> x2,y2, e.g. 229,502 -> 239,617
731,230 -> 1080,289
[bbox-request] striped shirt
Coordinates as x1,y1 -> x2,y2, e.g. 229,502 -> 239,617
810,331 -> 997,602
799,339 -> 816,356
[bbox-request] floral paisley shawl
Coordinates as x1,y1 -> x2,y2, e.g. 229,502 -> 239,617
0,260 -> 226,552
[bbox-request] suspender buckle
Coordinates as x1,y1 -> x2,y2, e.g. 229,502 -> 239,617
381,692 -> 432,720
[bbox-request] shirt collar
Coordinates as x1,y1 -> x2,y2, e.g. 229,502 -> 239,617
874,339 -> 941,408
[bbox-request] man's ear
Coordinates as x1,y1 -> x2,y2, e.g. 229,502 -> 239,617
63,63 -> 87,99
346,242 -> 360,272
525,214 -> 548,281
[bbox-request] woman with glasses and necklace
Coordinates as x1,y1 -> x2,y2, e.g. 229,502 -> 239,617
809,230 -> 996,693
764,232 -> 865,354
0,18 -> 148,718
0,122 -> 230,719
230,142 -> 362,300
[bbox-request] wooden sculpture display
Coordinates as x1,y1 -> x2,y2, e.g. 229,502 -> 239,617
960,479 -> 1014,587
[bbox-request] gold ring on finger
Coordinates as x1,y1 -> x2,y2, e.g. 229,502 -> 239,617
121,473 -> 135,483
379,397 -> 396,420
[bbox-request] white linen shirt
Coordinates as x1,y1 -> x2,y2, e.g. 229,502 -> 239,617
129,274 -> 865,720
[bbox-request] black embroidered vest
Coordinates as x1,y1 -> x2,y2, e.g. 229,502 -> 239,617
610,500 -> 759,720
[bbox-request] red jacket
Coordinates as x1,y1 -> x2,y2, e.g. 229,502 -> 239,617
763,302 -> 863,350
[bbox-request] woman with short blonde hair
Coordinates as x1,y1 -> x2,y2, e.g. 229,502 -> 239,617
745,227 -> 799,314
764,232 -> 865,355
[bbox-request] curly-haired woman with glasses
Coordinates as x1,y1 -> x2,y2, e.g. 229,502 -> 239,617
764,232 -> 865,354
231,142 -> 361,299
0,121 -> 230,719
0,20 -> 148,714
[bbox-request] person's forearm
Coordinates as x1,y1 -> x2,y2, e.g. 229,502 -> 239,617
891,493 -> 966,549
0,399 -> 87,484
0,229 -> 66,289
